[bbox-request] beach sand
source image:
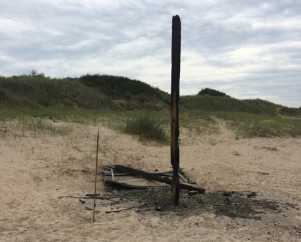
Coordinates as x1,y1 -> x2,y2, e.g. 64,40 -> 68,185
0,121 -> 300,241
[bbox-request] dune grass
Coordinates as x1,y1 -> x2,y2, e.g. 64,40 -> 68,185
214,112 -> 301,137
124,115 -> 168,143
1,74 -> 300,139
1,105 -> 300,139
0,116 -> 72,137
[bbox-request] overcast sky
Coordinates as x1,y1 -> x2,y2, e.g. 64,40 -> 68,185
0,0 -> 300,107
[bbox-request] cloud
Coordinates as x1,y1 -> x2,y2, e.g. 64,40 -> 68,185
0,0 -> 300,107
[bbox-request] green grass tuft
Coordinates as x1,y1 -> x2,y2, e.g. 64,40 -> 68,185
124,115 -> 167,143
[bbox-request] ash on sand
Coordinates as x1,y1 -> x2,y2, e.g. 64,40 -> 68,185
95,187 -> 297,220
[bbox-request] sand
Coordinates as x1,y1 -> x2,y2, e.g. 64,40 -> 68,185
0,120 -> 300,241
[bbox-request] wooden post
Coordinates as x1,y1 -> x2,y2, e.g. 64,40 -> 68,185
170,15 -> 181,206
92,128 -> 100,223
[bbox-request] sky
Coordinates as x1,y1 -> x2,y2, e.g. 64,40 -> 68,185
0,0 -> 300,107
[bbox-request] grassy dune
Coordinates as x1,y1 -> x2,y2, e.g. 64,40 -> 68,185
1,74 -> 300,139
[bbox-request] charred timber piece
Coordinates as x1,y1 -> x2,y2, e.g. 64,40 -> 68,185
102,165 -> 205,193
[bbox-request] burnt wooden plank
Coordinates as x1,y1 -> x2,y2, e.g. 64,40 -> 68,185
102,165 -> 205,193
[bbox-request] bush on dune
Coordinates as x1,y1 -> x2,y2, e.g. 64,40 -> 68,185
124,115 -> 167,143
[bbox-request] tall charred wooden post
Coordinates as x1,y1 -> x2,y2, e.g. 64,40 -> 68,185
170,15 -> 181,206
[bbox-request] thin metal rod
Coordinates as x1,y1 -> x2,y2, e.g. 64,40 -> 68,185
92,128 -> 100,223
170,15 -> 181,206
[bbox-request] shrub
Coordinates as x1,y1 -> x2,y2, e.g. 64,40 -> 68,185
124,115 -> 167,143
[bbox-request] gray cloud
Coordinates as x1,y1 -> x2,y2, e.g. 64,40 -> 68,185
0,0 -> 300,107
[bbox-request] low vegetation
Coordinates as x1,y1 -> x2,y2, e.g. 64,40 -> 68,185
124,115 -> 167,143
0,117 -> 72,137
198,88 -> 226,97
181,95 -> 280,115
0,74 -> 168,110
0,73 -> 300,139
214,112 -> 301,138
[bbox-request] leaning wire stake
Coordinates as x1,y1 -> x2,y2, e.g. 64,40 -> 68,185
92,128 -> 100,223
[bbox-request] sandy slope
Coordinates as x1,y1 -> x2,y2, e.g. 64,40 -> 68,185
0,121 -> 300,242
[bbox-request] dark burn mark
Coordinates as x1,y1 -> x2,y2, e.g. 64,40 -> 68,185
102,188 -> 297,220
